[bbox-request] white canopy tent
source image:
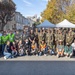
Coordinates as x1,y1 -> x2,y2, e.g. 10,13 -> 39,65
56,19 -> 75,28
37,20 -> 55,28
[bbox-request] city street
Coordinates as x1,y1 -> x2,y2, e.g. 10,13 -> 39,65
0,61 -> 75,75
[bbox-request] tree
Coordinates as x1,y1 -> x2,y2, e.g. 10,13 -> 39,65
41,0 -> 75,24
0,1 -> 16,30
65,4 -> 75,24
33,19 -> 41,28
41,0 -> 57,23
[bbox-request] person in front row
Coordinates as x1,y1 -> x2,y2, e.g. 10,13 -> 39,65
3,41 -> 12,59
71,39 -> 75,56
18,40 -> 24,56
11,42 -> 17,57
23,38 -> 30,55
64,43 -> 73,58
56,41 -> 64,58
39,40 -> 47,56
31,40 -> 38,55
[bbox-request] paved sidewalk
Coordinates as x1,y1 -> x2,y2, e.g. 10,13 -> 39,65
0,55 -> 75,61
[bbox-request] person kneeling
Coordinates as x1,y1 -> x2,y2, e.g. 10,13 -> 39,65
4,41 -> 12,59
18,40 -> 24,56
31,40 -> 38,55
56,41 -> 64,58
64,43 -> 73,58
11,42 -> 17,57
47,45 -> 55,55
39,40 -> 47,56
23,39 -> 30,56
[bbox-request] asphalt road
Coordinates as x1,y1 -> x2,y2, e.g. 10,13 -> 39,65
0,61 -> 75,75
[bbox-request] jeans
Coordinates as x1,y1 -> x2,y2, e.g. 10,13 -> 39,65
50,50 -> 55,55
12,51 -> 17,57
4,52 -> 12,59
2,44 -> 6,55
0,45 -> 2,54
73,49 -> 75,56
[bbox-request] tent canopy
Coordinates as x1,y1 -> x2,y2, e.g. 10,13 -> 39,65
37,20 -> 55,28
56,19 -> 75,28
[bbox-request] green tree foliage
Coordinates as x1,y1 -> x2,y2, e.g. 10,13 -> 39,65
0,1 -> 16,30
41,0 -> 75,24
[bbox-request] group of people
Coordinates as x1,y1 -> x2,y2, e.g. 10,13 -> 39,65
0,28 -> 75,59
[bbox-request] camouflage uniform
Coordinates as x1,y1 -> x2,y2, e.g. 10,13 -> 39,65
43,31 -> 46,42
57,33 -> 64,43
55,32 -> 59,46
46,31 -> 53,49
38,32 -> 44,45
66,33 -> 73,45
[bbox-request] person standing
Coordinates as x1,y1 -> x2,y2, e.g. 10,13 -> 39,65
22,30 -> 28,42
46,29 -> 54,49
43,29 -> 46,42
66,30 -> 73,46
2,32 -> 9,54
14,31 -> 20,55
38,29 -> 43,45
57,30 -> 64,44
0,31 -> 2,55
71,39 -> 75,56
46,29 -> 55,55
55,29 -> 59,49
34,28 -> 39,48
8,32 -> 15,43
14,31 -> 20,43
29,29 -> 35,52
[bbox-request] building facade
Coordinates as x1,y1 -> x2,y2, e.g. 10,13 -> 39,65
15,12 -> 29,30
26,15 -> 41,27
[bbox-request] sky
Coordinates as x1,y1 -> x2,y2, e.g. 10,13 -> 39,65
13,0 -> 48,17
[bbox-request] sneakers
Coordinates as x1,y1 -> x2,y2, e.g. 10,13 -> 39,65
44,54 -> 47,56
57,54 -> 59,58
36,54 -> 38,56
4,56 -> 7,60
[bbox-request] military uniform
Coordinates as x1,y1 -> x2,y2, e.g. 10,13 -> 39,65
43,31 -> 46,42
38,32 -> 44,44
57,33 -> 64,43
55,32 -> 59,46
66,33 -> 73,45
71,31 -> 75,40
46,32 -> 53,49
